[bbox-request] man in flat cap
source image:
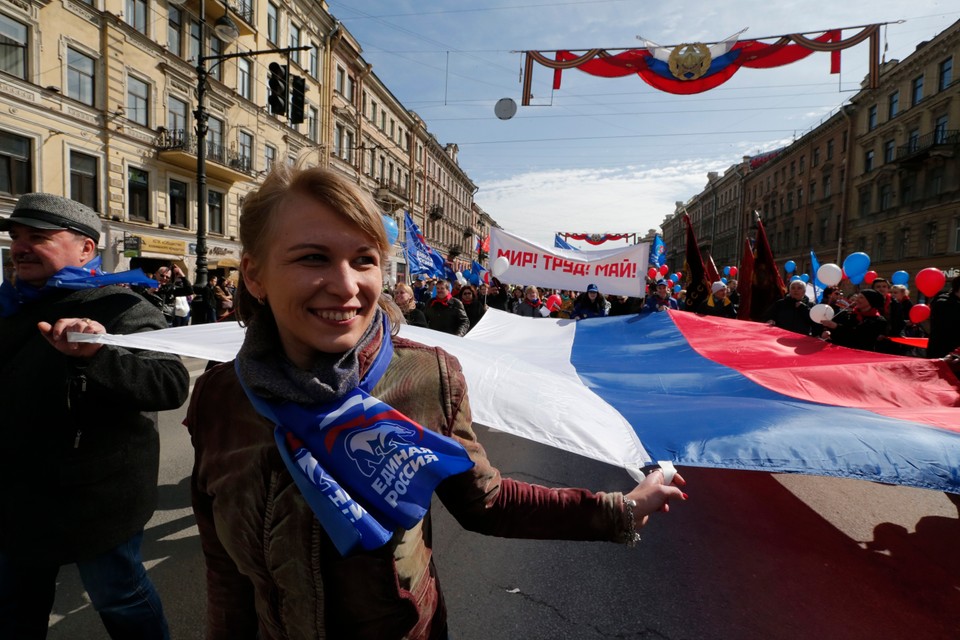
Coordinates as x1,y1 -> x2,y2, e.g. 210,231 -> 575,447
0,194 -> 189,639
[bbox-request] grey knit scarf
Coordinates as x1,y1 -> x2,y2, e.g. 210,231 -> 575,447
236,307 -> 384,405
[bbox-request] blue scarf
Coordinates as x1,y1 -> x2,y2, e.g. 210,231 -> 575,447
0,256 -> 158,317
237,314 -> 475,555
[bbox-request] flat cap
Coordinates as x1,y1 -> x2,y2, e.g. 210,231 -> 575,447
0,193 -> 101,242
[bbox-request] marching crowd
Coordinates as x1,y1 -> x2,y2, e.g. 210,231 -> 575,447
396,272 -> 960,362
2,181 -> 954,639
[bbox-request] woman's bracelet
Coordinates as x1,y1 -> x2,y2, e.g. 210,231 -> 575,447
622,497 -> 642,547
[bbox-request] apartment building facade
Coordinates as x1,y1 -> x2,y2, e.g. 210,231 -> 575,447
0,0 -> 489,285
661,19 -> 959,291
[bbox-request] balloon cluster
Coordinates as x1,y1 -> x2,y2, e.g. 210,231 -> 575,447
786,251 -> 947,302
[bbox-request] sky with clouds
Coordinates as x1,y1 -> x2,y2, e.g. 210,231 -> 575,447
327,1 -> 959,248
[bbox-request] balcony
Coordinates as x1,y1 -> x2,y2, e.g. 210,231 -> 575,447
896,129 -> 959,164
156,128 -> 254,183
428,204 -> 443,220
463,225 -> 475,238
374,178 -> 409,209
173,0 -> 255,36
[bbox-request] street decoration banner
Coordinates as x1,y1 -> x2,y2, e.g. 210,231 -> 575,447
489,227 -> 647,297
521,25 -> 882,104
75,309 -> 960,494
559,232 -> 638,245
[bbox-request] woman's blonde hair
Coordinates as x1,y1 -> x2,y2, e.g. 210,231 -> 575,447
393,283 -> 416,311
236,164 -> 402,332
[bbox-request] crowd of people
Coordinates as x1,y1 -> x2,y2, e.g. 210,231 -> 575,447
398,269 -> 958,360
2,178 -> 956,639
131,268 -> 238,327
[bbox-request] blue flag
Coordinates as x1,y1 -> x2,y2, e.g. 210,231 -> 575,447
650,234 -> 667,267
554,234 -> 579,251
403,212 -> 446,278
810,249 -> 823,303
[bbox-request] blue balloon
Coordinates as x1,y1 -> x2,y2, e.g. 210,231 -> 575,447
382,214 -> 399,246
669,274 -> 679,283
800,274 -> 810,283
723,266 -> 731,276
842,252 -> 871,278
891,270 -> 910,285
721,277 -> 728,284
784,260 -> 796,274
848,272 -> 864,285
790,275 -> 803,282
673,284 -> 681,293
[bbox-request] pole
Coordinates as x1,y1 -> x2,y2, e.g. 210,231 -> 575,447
192,19 -> 309,289
193,0 -> 210,290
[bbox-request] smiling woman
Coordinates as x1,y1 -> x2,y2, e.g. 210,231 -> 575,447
184,165 -> 686,640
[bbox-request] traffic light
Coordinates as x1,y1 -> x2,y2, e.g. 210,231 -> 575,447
267,62 -> 288,115
289,75 -> 306,124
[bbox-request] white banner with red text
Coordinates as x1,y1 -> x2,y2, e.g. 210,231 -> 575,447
489,227 -> 648,297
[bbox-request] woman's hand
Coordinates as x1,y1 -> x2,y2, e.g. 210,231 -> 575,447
37,317 -> 105,358
623,468 -> 687,529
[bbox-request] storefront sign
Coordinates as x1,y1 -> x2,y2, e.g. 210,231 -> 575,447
136,235 -> 187,255
123,235 -> 141,258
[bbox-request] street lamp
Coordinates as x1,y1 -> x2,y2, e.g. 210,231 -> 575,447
189,0 -> 308,290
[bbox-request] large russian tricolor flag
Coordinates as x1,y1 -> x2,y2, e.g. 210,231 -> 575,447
76,309 -> 960,493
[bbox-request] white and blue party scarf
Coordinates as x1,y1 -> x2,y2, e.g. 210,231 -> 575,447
0,256 -> 158,317
236,308 -> 474,555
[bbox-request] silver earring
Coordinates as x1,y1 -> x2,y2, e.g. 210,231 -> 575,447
257,295 -> 265,305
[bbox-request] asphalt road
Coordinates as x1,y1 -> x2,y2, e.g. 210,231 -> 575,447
47,358 -> 960,639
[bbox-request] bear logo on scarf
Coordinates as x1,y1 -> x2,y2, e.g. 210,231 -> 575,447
345,422 -> 418,477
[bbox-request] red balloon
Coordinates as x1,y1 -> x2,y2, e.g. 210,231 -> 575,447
546,294 -> 562,312
675,271 -> 683,280
729,266 -> 738,277
659,264 -> 670,276
647,267 -> 658,280
915,267 -> 946,298
863,270 -> 878,285
909,303 -> 931,324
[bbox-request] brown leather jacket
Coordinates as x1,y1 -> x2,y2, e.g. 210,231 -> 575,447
186,337 -> 628,640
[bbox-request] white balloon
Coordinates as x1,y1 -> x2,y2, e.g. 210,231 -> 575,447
817,263 -> 843,287
809,303 -> 835,324
491,256 -> 510,277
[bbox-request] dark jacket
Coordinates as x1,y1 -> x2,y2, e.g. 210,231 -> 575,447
828,308 -> 888,352
763,295 -> 817,336
696,295 -> 737,319
402,302 -> 428,328
0,286 -> 189,563
642,294 -> 678,313
460,296 -> 486,329
186,339 -> 627,640
424,295 -> 470,336
570,293 -> 607,320
928,292 -> 960,358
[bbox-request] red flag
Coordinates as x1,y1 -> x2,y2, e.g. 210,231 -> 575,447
745,215 -> 786,321
681,215 -> 711,312
705,253 -> 721,284
736,236 -> 756,320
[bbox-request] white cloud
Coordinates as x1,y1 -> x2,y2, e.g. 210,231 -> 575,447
475,160 -> 717,247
